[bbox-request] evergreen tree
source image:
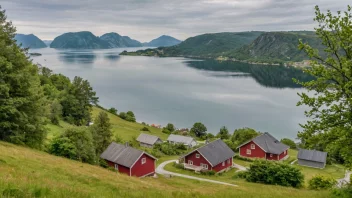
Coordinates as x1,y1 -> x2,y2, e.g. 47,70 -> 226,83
0,7 -> 47,149
217,126 -> 230,139
90,112 -> 113,156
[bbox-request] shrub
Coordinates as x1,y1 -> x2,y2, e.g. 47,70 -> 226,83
99,159 -> 109,168
332,185 -> 352,198
108,107 -> 118,115
309,175 -> 337,190
246,160 -> 304,188
234,155 -> 254,162
232,171 -> 248,179
140,127 -> 150,132
162,128 -> 171,134
173,162 -> 185,169
280,138 -> 297,149
201,170 -> 216,176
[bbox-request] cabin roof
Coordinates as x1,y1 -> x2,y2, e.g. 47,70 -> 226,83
297,149 -> 327,163
167,134 -> 195,145
137,133 -> 162,145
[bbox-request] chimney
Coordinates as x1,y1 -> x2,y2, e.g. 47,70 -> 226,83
125,142 -> 129,147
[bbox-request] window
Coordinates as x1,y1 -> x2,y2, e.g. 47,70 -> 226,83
114,164 -> 118,170
251,144 -> 255,149
222,161 -> 225,166
227,159 -> 231,164
270,154 -> 273,157
188,160 -> 193,165
201,163 -> 208,169
196,154 -> 200,158
284,150 -> 286,154
246,149 -> 251,155
141,157 -> 146,164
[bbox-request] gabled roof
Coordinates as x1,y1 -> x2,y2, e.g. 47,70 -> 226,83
237,132 -> 289,154
100,142 -> 157,168
136,133 -> 162,145
184,139 -> 235,167
167,134 -> 195,145
297,149 -> 327,163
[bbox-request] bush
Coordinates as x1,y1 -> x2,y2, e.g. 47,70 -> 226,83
119,111 -> 136,122
309,175 -> 337,190
140,127 -> 150,132
280,138 -> 297,149
246,160 -> 304,188
232,171 -> 248,179
162,128 -> 171,134
234,155 -> 254,162
99,159 -> 109,168
108,107 -> 118,115
201,170 -> 216,176
332,185 -> 352,198
173,162 -> 185,169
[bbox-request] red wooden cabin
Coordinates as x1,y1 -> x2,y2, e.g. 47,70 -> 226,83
100,142 -> 157,177
237,132 -> 289,161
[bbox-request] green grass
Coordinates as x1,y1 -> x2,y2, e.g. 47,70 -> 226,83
0,141 -> 332,198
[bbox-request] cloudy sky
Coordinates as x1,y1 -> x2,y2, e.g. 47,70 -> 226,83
1,0 -> 349,42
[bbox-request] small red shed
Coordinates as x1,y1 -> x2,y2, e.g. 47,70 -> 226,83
237,132 -> 289,161
180,139 -> 235,173
100,142 -> 157,177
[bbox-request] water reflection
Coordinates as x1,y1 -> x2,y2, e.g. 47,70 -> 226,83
104,53 -> 121,62
185,60 -> 314,88
59,51 -> 97,64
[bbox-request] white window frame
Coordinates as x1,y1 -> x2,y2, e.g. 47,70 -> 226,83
227,159 -> 231,164
222,161 -> 225,166
114,164 -> 119,170
284,150 -> 286,154
246,149 -> 251,155
141,157 -> 146,165
201,163 -> 208,169
188,160 -> 193,165
270,154 -> 273,157
251,144 -> 255,149
196,153 -> 200,158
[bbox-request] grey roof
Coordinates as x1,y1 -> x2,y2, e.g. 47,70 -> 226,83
136,133 -> 161,145
237,132 -> 289,154
167,134 -> 195,145
297,149 -> 327,163
100,142 -> 156,168
185,139 -> 235,166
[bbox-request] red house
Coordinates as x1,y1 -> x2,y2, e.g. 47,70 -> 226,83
180,139 -> 235,173
100,142 -> 157,177
237,132 -> 289,161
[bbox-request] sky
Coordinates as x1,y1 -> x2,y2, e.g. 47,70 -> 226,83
1,0 -> 350,42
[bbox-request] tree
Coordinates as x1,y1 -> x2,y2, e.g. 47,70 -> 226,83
49,99 -> 62,125
61,76 -> 99,125
165,123 -> 176,132
107,107 -> 117,115
90,112 -> 113,156
280,138 -> 297,149
232,128 -> 259,147
126,111 -> 136,122
0,7 -> 47,149
190,122 -> 207,137
49,127 -> 96,164
296,5 -> 352,167
217,126 -> 230,139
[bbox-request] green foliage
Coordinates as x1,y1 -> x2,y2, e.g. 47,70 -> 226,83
308,175 -> 337,190
49,127 -> 96,164
113,134 -> 123,144
119,111 -> 136,122
90,112 -> 113,156
61,76 -> 99,126
49,99 -> 62,125
234,155 -> 255,162
224,128 -> 260,151
164,123 -> 175,133
172,162 -> 185,169
295,5 -> 352,168
201,170 -> 216,176
190,122 -> 207,137
280,138 -> 297,149
107,107 -> 117,115
0,8 -> 47,149
140,126 -> 150,132
153,142 -> 187,156
246,160 -> 304,188
332,185 -> 352,198
217,126 -> 230,139
232,171 -> 249,179
2,187 -> 24,198
162,128 -> 171,134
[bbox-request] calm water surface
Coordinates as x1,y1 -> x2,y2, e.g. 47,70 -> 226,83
30,48 -> 309,139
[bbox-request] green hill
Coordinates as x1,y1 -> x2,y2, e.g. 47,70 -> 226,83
121,32 -> 263,57
0,141 -> 331,198
100,32 -> 143,47
144,35 -> 182,47
14,34 -> 47,48
228,31 -> 323,63
50,31 -> 111,49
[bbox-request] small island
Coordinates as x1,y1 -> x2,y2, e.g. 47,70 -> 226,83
29,52 -> 42,56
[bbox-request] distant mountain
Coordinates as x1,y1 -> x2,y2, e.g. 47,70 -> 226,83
100,32 -> 142,47
229,31 -> 323,63
43,40 -> 52,47
144,35 -> 181,47
14,34 -> 47,49
121,31 -> 263,57
50,31 -> 111,49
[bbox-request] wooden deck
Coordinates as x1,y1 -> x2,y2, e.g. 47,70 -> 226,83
183,163 -> 206,172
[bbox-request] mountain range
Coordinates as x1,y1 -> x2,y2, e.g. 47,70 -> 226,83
121,31 -> 323,63
14,34 -> 47,48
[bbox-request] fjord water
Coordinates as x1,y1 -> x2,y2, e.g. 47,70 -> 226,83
30,48 -> 309,139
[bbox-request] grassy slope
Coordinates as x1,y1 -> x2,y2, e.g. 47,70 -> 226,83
0,141 -> 330,198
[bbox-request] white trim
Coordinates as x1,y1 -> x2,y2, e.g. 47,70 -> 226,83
129,153 -> 145,169
246,149 -> 251,155
196,154 -> 200,158
222,161 -> 225,166
251,144 -> 255,149
188,160 -> 193,165
141,157 -> 146,164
